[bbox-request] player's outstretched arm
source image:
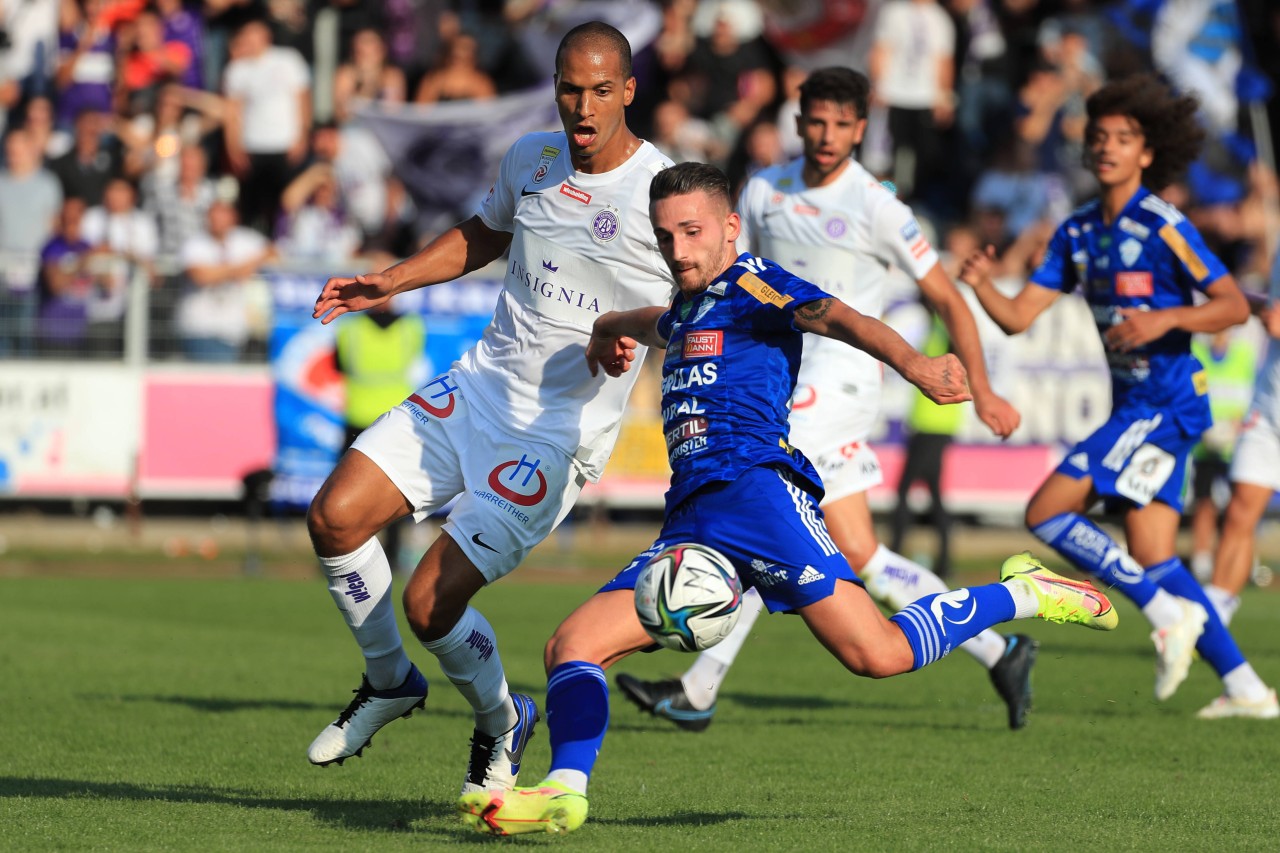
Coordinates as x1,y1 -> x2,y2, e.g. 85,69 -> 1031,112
1105,275 -> 1249,352
313,215 -> 512,324
586,307 -> 668,378
917,262 -> 1020,438
959,245 -> 1058,335
795,297 -> 971,405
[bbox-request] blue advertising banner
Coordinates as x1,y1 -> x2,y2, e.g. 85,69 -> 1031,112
265,266 -> 502,509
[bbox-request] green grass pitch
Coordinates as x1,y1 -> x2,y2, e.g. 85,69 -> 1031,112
3,566 -> 1279,851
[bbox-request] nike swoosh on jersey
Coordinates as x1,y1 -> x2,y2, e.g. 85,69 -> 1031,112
520,187 -> 541,197
471,532 -> 499,552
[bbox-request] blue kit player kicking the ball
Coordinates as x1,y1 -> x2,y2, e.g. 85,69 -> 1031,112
457,162 -> 1119,836
962,74 -> 1276,717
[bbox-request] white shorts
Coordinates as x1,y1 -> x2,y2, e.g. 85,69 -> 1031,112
788,381 -> 883,503
352,372 -> 587,583
1230,410 -> 1280,492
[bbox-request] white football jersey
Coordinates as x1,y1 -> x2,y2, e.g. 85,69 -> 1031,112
464,132 -> 674,480
737,157 -> 939,405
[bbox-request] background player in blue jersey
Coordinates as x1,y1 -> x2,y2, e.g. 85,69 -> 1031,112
457,162 -> 1119,836
961,74 -> 1277,718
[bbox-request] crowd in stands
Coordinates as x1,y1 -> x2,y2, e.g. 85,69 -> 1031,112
1,0 -> 1278,363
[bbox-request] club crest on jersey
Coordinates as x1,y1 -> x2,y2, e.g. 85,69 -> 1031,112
1120,238 -> 1143,267
826,217 -> 847,238
487,454 -> 548,506
682,330 -> 723,358
591,207 -> 620,243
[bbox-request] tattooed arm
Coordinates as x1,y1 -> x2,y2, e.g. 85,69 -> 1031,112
793,297 -> 972,405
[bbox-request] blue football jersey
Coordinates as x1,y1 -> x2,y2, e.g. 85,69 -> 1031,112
655,253 -> 833,512
1030,186 -> 1226,436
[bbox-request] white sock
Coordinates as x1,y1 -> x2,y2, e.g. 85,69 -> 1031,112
1190,551 -> 1213,583
421,606 -> 515,736
1222,662 -> 1270,702
1204,584 -> 1240,626
862,545 -> 1006,669
680,588 -> 765,710
320,538 -> 411,690
1003,578 -> 1041,620
545,769 -> 589,795
1140,589 -> 1186,629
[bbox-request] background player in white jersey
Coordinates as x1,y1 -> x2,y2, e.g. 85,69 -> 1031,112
304,22 -> 676,793
616,67 -> 1033,730
1203,262 -> 1280,628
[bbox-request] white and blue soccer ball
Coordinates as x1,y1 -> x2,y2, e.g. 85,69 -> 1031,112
634,543 -> 743,652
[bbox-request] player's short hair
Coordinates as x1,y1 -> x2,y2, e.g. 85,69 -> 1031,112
555,21 -> 632,80
798,67 -> 870,121
650,162 -> 732,209
1085,73 -> 1204,191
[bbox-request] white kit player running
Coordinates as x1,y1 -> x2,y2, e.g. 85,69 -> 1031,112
616,67 -> 1030,730
1204,259 -> 1280,635
305,22 -> 676,792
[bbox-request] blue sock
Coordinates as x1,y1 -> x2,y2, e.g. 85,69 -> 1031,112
1030,513 -> 1162,606
546,661 -> 610,777
1146,557 -> 1246,677
891,584 -> 1016,670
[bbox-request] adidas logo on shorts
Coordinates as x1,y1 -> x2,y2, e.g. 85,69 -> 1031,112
797,566 -> 825,585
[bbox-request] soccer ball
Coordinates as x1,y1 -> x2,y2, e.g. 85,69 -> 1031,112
634,543 -> 743,652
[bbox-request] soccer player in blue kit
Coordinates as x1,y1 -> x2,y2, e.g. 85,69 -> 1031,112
457,162 -> 1119,836
961,74 -> 1276,716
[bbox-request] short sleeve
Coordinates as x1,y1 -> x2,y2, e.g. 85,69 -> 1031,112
867,193 -> 939,280
656,307 -> 676,342
1029,222 -> 1074,293
1160,219 -> 1229,290
727,256 -> 831,333
477,137 -> 523,233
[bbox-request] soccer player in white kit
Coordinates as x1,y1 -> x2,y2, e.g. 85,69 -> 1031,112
1203,262 -> 1280,639
305,22 -> 677,792
616,67 -> 1033,730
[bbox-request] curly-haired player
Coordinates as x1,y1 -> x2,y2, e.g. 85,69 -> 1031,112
961,74 -> 1277,718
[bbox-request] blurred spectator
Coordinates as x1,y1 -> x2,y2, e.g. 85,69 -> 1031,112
223,19 -> 311,234
412,31 -> 496,104
49,107 -> 119,205
143,144 -> 218,258
264,0 -> 313,61
53,0 -> 117,128
773,64 -> 805,159
678,7 -> 776,144
118,8 -> 193,110
309,121 -> 408,251
82,174 -> 158,277
0,128 -> 63,356
155,0 -> 204,89
177,199 -> 274,362
971,136 -> 1069,246
277,163 -> 362,262
21,94 -> 73,159
650,98 -> 720,165
333,27 -> 406,122
37,196 -> 105,356
118,84 -> 223,183
0,0 -> 59,115
726,115 -> 784,199
653,0 -> 697,79
200,0 -> 260,92
1013,58 -> 1091,205
948,0 -> 1014,187
869,0 -> 956,202
381,0 -> 448,88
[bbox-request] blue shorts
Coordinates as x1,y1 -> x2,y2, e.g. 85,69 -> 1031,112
1055,405 -> 1195,513
599,466 -> 860,613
